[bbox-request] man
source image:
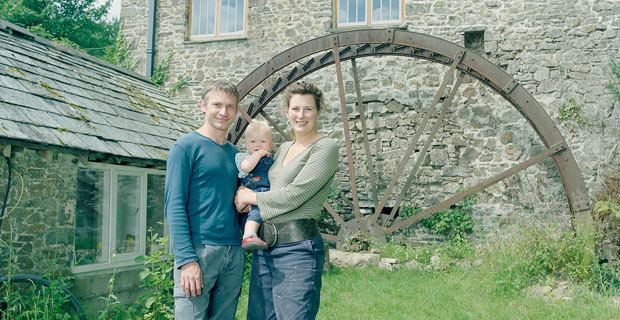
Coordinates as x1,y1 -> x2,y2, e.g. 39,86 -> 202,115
164,81 -> 244,319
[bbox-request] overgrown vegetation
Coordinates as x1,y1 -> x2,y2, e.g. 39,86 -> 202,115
399,195 -> 476,243
0,0 -> 117,58
558,97 -> 588,126
609,61 -> 620,102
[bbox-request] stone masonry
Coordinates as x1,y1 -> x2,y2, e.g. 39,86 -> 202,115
121,0 -> 619,238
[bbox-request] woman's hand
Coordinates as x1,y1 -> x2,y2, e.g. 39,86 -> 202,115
235,186 -> 256,212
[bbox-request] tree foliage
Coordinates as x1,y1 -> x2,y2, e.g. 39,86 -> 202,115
0,0 -> 117,58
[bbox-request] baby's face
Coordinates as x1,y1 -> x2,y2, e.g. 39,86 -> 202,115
245,129 -> 272,152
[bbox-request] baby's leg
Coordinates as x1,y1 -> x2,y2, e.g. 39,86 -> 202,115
242,206 -> 268,250
244,220 -> 261,237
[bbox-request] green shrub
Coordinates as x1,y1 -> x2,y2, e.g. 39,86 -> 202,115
419,196 -> 476,242
483,228 -> 597,296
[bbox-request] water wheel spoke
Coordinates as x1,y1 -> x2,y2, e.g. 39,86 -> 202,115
332,37 -> 362,221
371,49 -> 467,224
259,110 -> 290,141
386,142 -> 567,233
385,71 -> 465,226
351,58 -> 379,208
321,233 -> 338,243
323,201 -> 346,226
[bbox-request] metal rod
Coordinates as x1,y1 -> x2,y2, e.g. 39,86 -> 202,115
351,58 -> 379,208
386,142 -> 567,233
321,233 -> 338,242
259,110 -> 289,141
386,72 -> 464,225
323,201 -> 346,226
370,49 -> 466,224
332,36 -> 362,222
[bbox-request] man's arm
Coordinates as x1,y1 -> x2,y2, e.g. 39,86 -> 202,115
165,143 -> 204,297
164,143 -> 198,268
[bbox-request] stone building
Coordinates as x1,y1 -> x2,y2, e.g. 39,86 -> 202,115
120,1 -> 619,241
0,20 -> 196,307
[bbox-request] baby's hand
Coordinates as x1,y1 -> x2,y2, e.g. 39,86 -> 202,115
254,149 -> 270,157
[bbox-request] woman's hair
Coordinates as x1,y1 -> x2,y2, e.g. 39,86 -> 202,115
283,81 -> 324,112
202,80 -> 240,104
245,120 -> 272,139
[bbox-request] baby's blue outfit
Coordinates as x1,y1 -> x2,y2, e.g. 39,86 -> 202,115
235,153 -> 275,224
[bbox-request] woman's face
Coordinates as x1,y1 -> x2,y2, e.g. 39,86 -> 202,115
287,94 -> 319,137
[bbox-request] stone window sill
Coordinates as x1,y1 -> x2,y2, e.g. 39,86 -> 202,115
184,34 -> 248,44
329,23 -> 408,34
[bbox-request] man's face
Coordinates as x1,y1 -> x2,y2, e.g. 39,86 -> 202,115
200,90 -> 238,132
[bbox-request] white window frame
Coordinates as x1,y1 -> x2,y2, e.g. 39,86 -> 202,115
188,0 -> 248,41
335,0 -> 404,28
72,163 -> 166,273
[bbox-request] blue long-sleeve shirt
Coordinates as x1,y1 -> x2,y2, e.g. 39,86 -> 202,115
164,131 -> 241,267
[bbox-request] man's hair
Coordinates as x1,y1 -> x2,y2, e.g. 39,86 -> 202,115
283,81 -> 324,112
245,120 -> 272,139
202,80 -> 240,104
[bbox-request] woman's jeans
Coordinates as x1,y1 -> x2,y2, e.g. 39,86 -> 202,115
248,236 -> 325,320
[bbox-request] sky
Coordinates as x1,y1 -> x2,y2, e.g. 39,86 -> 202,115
97,0 -> 121,21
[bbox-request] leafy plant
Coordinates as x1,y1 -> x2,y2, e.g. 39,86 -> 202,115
609,61 -> 620,102
150,53 -> 174,87
103,24 -> 137,70
134,233 -> 174,320
419,196 -> 476,242
558,98 -> 588,126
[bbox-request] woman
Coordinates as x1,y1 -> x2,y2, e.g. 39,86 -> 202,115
236,81 -> 339,320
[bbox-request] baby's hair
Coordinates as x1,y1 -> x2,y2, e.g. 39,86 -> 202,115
245,120 -> 272,139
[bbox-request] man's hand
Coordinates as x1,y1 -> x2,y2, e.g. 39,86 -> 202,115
180,261 -> 203,297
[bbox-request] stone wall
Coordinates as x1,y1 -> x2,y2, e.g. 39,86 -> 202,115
0,146 -> 76,275
0,145 -> 145,310
121,0 -> 620,237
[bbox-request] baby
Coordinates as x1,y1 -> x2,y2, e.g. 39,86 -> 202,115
236,121 -> 274,250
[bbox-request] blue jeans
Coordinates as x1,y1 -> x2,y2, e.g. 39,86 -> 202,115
247,236 -> 325,320
173,244 -> 244,320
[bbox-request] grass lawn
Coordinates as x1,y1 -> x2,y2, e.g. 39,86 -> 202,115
236,266 -> 619,320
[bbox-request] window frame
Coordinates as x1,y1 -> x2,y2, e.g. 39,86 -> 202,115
72,162 -> 166,274
334,0 -> 405,29
187,0 -> 249,41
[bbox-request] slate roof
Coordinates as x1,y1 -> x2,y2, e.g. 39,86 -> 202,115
0,20 -> 198,161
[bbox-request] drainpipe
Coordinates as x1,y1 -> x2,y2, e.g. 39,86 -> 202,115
146,0 -> 157,77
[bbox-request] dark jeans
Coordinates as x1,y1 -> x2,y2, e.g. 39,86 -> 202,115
247,236 -> 324,320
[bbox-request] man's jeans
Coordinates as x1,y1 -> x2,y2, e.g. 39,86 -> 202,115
174,244 -> 244,320
247,236 -> 325,320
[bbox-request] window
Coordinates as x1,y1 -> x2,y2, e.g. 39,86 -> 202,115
336,0 -> 402,27
189,0 -> 246,39
73,163 -> 165,273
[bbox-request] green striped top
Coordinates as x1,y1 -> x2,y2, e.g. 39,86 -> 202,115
256,137 -> 339,223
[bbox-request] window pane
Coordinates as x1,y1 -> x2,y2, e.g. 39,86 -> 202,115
373,0 -> 400,22
192,0 -> 216,35
340,0 -> 365,24
115,174 -> 141,254
221,0 -> 244,33
220,0 -> 243,33
146,174 -> 165,255
372,0 -> 382,21
75,168 -> 105,266
357,0 -> 366,23
236,0 -> 244,32
390,0 -> 400,20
